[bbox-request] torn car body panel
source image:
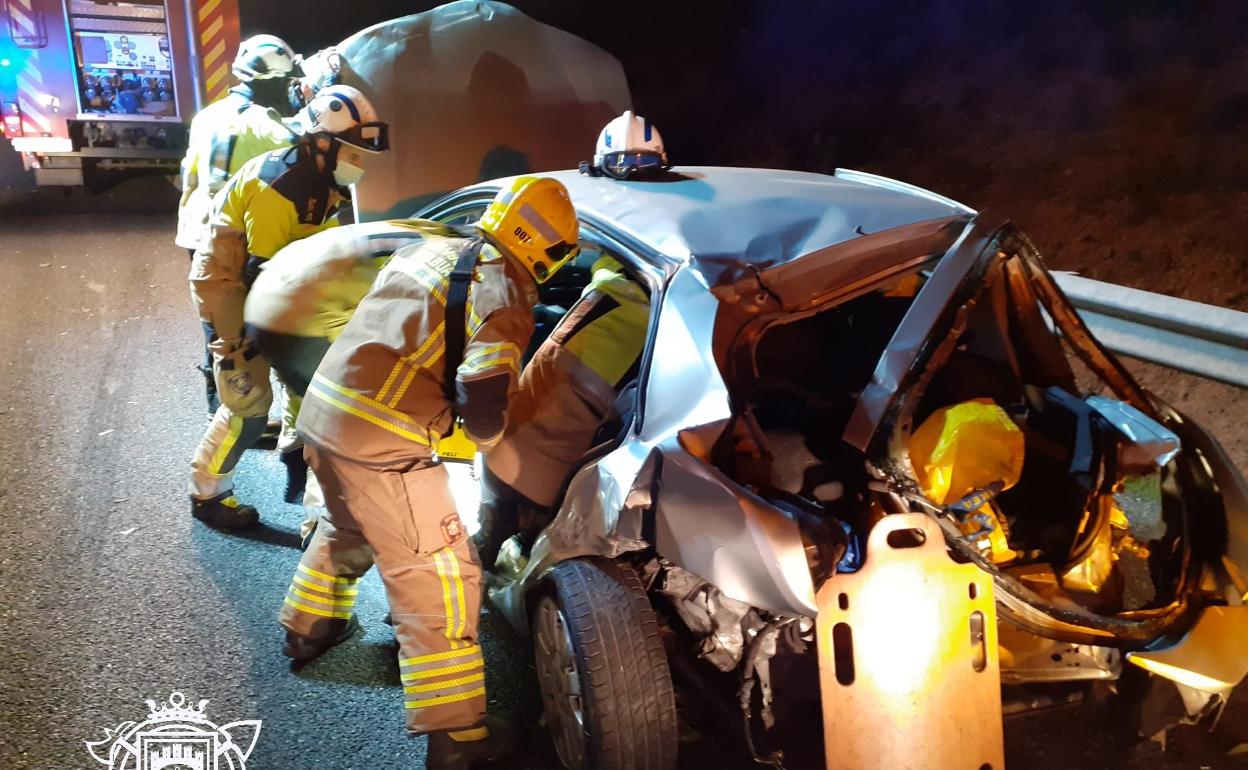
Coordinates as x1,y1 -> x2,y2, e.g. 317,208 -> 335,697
423,163 -> 1248,768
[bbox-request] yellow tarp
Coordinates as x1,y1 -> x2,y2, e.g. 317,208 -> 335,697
909,399 -> 1025,504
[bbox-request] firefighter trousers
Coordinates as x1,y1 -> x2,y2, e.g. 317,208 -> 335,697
189,244 -> 274,499
249,325 -> 332,537
280,443 -> 486,734
188,339 -> 273,499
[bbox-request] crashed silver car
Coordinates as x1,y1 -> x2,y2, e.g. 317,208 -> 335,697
418,166 -> 1248,770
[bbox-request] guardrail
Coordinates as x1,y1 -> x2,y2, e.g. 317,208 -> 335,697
1053,273 -> 1248,389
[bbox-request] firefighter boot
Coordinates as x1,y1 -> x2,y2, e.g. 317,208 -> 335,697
425,715 -> 518,770
191,492 -> 259,530
282,615 -> 360,663
280,449 -> 308,504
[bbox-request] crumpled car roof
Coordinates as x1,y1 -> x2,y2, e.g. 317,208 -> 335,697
469,167 -> 974,276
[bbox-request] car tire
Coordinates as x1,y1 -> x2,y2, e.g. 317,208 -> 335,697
533,558 -> 678,770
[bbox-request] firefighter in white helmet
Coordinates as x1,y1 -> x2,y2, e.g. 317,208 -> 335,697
475,112 -> 665,570
188,85 -> 388,529
474,253 -> 650,571
278,176 -> 579,767
177,34 -> 302,414
580,108 -> 670,180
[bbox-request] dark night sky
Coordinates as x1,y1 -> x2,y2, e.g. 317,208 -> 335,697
239,1 -> 1248,312
240,1 -> 1248,168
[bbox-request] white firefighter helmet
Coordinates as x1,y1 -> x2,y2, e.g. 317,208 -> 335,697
300,85 -> 389,154
232,35 -> 298,82
592,110 -> 669,179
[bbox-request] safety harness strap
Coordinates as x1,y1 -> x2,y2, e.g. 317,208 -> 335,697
442,241 -> 485,416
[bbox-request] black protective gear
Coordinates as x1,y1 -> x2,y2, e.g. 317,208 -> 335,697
425,715 -> 518,770
281,614 -> 360,663
191,492 -> 259,529
470,465 -> 547,573
280,448 -> 309,504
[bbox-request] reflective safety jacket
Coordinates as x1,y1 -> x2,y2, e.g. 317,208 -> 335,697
176,87 -> 297,250
298,234 -> 538,464
244,219 -> 448,341
485,257 -> 650,506
190,141 -> 345,344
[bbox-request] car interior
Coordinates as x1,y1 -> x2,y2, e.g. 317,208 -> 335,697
715,269 -> 931,564
718,246 -> 1184,619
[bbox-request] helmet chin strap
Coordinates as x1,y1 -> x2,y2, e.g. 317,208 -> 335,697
306,133 -> 339,174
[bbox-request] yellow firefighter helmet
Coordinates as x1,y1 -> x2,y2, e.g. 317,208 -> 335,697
478,176 -> 579,283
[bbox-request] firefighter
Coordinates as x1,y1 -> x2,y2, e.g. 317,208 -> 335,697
473,111 -> 666,569
242,219 -> 441,530
176,35 -> 301,415
188,85 -> 389,529
473,254 -> 650,571
279,176 -> 579,767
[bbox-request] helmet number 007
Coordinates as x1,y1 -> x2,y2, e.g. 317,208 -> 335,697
512,226 -> 533,244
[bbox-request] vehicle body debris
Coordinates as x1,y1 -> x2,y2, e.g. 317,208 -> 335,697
415,165 -> 1248,770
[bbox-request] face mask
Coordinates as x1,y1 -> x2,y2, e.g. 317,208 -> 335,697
332,146 -> 367,186
333,159 -> 366,186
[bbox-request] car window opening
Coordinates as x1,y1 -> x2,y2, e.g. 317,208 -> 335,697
888,245 -> 1187,622
711,236 -> 1189,627
712,267 -> 931,576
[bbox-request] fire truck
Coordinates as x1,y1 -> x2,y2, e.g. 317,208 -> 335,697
1,0 -> 240,186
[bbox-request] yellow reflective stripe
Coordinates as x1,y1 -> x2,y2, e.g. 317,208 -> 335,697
386,325 -> 447,408
446,548 -> 468,642
374,361 -> 408,406
402,671 -> 485,694
312,374 -> 429,428
288,587 -> 356,609
377,321 -> 445,403
461,342 -> 518,366
208,414 -> 243,472
400,658 -> 484,681
283,596 -> 352,619
290,574 -> 360,596
390,256 -> 448,303
433,550 -> 460,650
378,332 -> 443,404
298,564 -> 358,586
400,645 -> 482,667
307,386 -> 432,446
404,686 -> 486,709
460,349 -> 521,377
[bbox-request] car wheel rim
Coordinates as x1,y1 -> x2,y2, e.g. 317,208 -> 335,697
535,596 -> 586,770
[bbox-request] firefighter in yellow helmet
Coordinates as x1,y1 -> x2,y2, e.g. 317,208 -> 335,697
279,176 -> 579,767
188,85 -> 389,529
473,253 -> 650,571
475,111 -> 665,569
242,219 -> 448,533
177,34 -> 301,414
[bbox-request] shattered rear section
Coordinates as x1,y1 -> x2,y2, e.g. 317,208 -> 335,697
847,223 -> 1233,645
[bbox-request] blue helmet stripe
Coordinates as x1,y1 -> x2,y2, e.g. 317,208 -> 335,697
643,119 -> 652,142
337,93 -> 361,122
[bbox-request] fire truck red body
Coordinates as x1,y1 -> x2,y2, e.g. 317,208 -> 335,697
1,0 -> 240,185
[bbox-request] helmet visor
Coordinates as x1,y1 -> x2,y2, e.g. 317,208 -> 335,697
601,150 -> 667,179
338,122 -> 389,153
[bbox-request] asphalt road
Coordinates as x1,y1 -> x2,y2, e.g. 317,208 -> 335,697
0,213 -> 1244,770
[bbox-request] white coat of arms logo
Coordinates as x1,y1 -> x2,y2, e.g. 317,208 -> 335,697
85,691 -> 261,770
